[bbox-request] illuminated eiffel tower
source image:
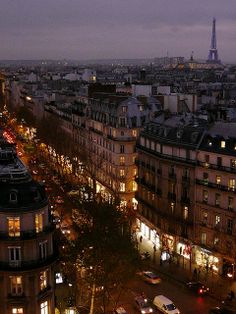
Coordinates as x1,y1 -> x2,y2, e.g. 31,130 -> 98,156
207,18 -> 221,64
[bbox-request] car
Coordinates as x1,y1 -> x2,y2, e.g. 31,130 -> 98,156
55,196 -> 64,204
153,295 -> 180,314
141,271 -> 161,284
186,281 -> 209,295
114,307 -> 128,314
209,306 -> 236,314
134,295 -> 154,314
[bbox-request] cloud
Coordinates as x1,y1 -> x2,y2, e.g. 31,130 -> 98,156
0,0 -> 235,61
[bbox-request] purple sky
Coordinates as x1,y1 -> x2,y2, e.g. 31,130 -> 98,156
1,0 -> 236,62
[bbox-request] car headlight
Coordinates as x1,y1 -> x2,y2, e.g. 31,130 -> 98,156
141,310 -> 145,314
150,309 -> 153,313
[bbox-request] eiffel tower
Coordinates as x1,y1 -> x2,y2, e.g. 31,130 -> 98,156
207,18 -> 221,64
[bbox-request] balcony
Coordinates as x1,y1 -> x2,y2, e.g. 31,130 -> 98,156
0,252 -> 59,271
198,160 -> 236,174
0,224 -> 55,241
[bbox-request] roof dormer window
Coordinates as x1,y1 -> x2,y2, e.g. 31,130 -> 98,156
9,190 -> 18,204
221,140 -> 225,148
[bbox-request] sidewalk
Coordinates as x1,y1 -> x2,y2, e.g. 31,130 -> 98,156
137,232 -> 236,302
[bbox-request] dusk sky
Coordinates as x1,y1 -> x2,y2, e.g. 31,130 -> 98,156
1,0 -> 236,62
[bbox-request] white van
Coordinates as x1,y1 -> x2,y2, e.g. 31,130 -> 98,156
153,295 -> 180,314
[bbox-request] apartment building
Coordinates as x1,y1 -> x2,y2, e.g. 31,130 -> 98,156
0,134 -> 57,314
136,115 -> 236,278
72,95 -> 162,207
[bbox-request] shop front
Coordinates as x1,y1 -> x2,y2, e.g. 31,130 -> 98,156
136,218 -> 160,248
195,247 -> 219,273
160,234 -> 174,262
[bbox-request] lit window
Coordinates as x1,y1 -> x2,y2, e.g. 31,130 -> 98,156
8,217 -> 20,237
228,178 -> 235,191
10,276 -> 22,295
221,140 -> 225,148
213,238 -> 219,245
119,156 -> 125,165
40,301 -> 48,314
170,202 -> 175,213
201,233 -> 206,245
216,175 -> 221,185
122,106 -> 127,113
203,212 -> 208,224
12,308 -> 23,314
120,183 -> 125,192
183,206 -> 188,220
215,215 -> 220,225
231,159 -> 236,168
35,213 -> 43,233
132,181 -> 137,192
120,169 -> 125,177
133,168 -> 137,176
40,270 -> 48,290
132,129 -> 137,137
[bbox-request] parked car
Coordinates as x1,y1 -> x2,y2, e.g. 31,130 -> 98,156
141,271 -> 161,284
209,306 -> 236,314
186,281 -> 209,295
114,307 -> 128,314
153,295 -> 180,314
134,295 -> 154,314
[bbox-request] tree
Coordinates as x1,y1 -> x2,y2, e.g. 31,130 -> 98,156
65,199 -> 140,313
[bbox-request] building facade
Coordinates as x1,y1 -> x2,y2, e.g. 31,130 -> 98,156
0,133 -> 57,314
136,116 -> 236,278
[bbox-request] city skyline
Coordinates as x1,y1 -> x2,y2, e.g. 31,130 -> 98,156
0,0 -> 236,62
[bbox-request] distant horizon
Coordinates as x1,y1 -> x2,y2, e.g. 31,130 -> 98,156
0,1 -> 236,63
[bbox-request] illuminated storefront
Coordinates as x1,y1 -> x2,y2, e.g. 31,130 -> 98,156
195,247 -> 219,273
137,219 -> 160,247
177,242 -> 191,260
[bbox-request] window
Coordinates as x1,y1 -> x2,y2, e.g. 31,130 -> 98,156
119,156 -> 125,165
213,238 -> 219,246
217,157 -> 222,166
133,168 -> 137,176
132,181 -> 137,192
119,117 -> 126,127
132,129 -> 137,137
35,213 -> 43,233
39,270 -> 48,290
40,301 -> 48,314
12,308 -> 23,314
227,219 -> 233,235
183,206 -> 188,220
10,191 -> 18,203
221,140 -> 225,148
203,172 -> 208,184
8,217 -> 20,237
10,276 -> 22,295
203,212 -> 208,225
205,154 -> 209,163
120,145 -> 124,153
122,106 -> 127,113
201,233 -> 206,245
231,159 -> 236,169
120,183 -> 125,192
215,215 -> 220,226
228,179 -> 235,191
170,202 -> 175,214
39,241 -> 48,260
202,190 -> 208,203
8,247 -> 21,266
215,193 -> 220,206
228,197 -> 234,210
120,169 -> 125,177
216,175 -> 221,185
